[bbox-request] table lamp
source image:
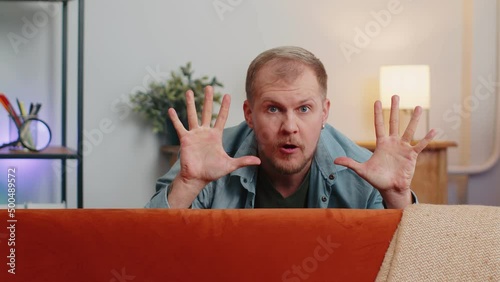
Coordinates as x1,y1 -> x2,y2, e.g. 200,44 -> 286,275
379,65 -> 430,139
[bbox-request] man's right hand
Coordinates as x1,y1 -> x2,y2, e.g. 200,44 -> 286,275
167,86 -> 261,208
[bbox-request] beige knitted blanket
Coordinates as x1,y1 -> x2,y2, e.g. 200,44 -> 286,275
376,204 -> 500,281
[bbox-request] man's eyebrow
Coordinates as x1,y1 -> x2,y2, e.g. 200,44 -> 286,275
297,98 -> 317,105
260,97 -> 318,108
260,99 -> 284,107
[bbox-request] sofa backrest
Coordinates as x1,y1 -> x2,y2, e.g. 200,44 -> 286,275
0,208 -> 402,282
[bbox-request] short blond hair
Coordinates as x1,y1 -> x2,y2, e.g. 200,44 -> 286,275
245,46 -> 327,102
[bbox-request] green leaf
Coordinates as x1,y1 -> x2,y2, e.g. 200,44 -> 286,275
129,62 -> 224,134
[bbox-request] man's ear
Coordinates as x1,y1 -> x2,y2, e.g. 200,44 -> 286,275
243,100 -> 254,129
322,98 -> 330,125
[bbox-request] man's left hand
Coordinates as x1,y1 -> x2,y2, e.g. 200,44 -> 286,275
334,95 -> 436,209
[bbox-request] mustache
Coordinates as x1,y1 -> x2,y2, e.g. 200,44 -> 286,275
256,133 -> 304,149
274,139 -> 304,149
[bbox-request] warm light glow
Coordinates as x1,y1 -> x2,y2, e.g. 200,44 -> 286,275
379,65 -> 430,109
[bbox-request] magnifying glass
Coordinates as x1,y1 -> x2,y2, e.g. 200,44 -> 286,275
0,118 -> 52,152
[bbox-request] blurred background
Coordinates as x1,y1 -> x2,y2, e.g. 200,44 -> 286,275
0,0 -> 498,207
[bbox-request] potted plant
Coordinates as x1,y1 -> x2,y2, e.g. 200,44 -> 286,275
130,62 -> 223,145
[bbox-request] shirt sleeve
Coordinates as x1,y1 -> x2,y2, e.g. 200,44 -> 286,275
144,187 -> 170,208
144,158 -> 214,209
381,190 -> 419,209
367,189 -> 385,209
144,155 -> 180,208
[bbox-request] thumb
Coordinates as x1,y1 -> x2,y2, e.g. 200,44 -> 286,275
231,156 -> 261,170
334,157 -> 361,173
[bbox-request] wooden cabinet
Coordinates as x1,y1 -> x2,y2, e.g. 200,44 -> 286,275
356,141 -> 457,204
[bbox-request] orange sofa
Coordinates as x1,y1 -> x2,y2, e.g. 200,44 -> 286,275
0,209 -> 402,282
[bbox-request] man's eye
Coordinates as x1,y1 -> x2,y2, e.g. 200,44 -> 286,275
299,106 -> 310,113
268,106 -> 279,113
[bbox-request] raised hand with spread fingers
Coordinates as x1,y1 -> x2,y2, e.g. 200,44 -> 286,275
167,86 -> 261,208
334,95 -> 436,208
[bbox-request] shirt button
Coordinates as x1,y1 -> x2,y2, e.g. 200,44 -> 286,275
329,174 -> 335,180
321,196 -> 328,202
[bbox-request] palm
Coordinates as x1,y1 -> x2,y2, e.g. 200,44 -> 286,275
335,96 -> 435,192
170,87 -> 260,186
351,137 -> 418,191
178,126 -> 245,182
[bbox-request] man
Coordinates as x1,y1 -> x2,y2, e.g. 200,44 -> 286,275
146,46 -> 435,209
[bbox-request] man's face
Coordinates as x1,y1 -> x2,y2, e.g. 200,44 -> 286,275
244,64 -> 330,175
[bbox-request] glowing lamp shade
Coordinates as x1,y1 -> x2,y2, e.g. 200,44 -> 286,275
379,65 -> 430,109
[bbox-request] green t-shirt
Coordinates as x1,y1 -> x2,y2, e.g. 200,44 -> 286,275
254,169 -> 310,208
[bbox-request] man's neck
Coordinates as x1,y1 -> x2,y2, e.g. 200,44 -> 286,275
260,165 -> 311,198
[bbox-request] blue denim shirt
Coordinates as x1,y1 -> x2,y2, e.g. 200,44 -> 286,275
146,122 -> 384,209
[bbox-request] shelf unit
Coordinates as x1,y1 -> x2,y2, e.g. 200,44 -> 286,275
0,0 -> 84,208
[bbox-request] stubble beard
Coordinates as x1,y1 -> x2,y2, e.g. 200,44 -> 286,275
260,145 -> 314,175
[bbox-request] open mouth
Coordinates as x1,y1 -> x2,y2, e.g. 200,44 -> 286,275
280,143 -> 299,153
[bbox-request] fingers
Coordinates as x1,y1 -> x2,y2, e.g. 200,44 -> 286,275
401,106 -> 422,142
201,86 -> 214,126
389,95 -> 400,136
334,157 -> 361,173
186,90 -> 199,130
374,100 -> 385,139
168,108 -> 187,137
186,86 -> 224,129
413,129 -> 436,153
214,94 -> 231,130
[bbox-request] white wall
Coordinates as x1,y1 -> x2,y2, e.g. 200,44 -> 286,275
466,0 -> 500,206
0,0 -> 498,207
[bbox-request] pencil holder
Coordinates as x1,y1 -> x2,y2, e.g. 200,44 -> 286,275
9,115 -> 38,151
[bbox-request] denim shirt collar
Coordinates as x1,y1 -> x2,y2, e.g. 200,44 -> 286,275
230,130 -> 259,194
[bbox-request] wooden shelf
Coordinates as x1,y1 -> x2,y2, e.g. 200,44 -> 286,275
355,140 -> 457,151
0,146 -> 78,159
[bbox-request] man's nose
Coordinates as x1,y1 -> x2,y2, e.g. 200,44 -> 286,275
281,113 -> 299,134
